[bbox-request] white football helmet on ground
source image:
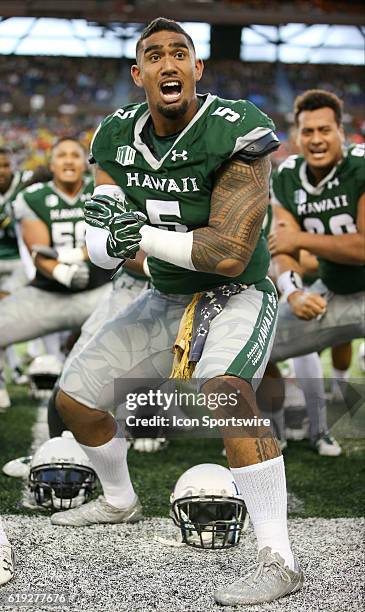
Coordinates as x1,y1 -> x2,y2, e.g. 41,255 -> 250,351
28,431 -> 97,511
170,463 -> 248,549
27,354 -> 63,400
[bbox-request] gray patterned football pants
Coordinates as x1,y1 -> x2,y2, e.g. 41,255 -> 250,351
0,259 -> 28,293
60,280 -> 278,411
271,279 -> 365,362
0,283 -> 112,374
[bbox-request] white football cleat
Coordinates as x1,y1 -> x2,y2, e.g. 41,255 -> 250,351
0,544 -> 15,586
314,433 -> 342,457
0,388 -> 10,412
51,494 -> 143,527
214,547 -> 303,606
2,456 -> 32,478
132,438 -> 169,453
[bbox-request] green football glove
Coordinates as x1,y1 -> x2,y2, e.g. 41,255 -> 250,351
84,194 -> 127,229
106,211 -> 146,259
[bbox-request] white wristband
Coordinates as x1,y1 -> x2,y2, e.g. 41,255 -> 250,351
85,226 -> 122,270
277,270 -> 303,302
139,225 -> 196,271
142,257 -> 151,278
93,184 -> 126,201
52,263 -> 73,287
57,246 -> 85,264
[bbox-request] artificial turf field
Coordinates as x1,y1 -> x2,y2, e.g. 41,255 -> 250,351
0,343 -> 364,611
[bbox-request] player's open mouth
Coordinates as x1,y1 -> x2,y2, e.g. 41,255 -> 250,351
310,150 -> 327,160
159,80 -> 182,104
63,169 -> 76,175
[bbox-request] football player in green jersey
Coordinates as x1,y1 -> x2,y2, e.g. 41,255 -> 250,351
0,138 -> 111,407
0,146 -> 33,283
269,90 -> 364,452
0,147 -> 35,408
55,19 -> 303,605
269,90 -> 364,357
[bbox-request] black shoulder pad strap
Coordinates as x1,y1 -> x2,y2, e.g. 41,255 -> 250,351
88,155 -> 96,164
235,131 -> 280,162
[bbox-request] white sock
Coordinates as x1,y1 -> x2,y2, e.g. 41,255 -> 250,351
293,353 -> 327,440
332,367 -> 349,381
231,456 -> 294,569
0,519 -> 10,546
5,346 -> 20,371
79,427 -> 136,510
43,332 -> 64,361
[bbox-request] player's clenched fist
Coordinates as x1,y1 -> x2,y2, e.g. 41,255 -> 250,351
106,211 -> 147,259
84,194 -> 126,229
287,290 -> 327,320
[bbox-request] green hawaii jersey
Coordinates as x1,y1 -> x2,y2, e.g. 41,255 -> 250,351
271,144 -> 365,294
15,178 -> 110,292
91,94 -> 276,294
0,170 -> 33,260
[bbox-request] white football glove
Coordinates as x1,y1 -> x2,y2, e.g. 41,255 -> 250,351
53,262 -> 90,290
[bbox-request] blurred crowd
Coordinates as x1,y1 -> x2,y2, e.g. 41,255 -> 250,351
1,55 -> 364,169
224,0 -> 364,13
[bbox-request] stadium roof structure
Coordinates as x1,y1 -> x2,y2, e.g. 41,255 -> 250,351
0,0 -> 364,26
0,17 -> 363,64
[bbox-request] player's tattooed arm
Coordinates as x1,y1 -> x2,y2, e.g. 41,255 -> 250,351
191,156 -> 271,276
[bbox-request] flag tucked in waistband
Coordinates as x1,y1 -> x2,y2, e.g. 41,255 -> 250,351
170,282 -> 248,379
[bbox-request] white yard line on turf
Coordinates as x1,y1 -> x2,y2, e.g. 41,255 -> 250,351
21,401 -> 49,508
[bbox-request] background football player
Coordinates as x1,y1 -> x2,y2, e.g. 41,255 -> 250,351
269,90 -> 365,409
0,147 -> 34,408
0,137 -> 112,407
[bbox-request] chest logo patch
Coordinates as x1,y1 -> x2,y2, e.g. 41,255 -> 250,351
327,177 -> 340,189
115,146 -> 136,166
45,194 -> 59,208
294,189 -> 307,205
171,150 -> 188,162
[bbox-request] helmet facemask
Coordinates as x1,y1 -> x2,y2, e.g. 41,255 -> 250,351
29,463 -> 97,511
171,494 -> 246,549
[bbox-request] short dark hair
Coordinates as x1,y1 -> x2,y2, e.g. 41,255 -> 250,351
294,89 -> 343,126
51,137 -> 85,152
136,17 -> 195,59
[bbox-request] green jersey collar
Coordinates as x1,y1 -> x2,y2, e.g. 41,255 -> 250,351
299,155 -> 344,196
48,177 -> 89,206
133,93 -> 216,170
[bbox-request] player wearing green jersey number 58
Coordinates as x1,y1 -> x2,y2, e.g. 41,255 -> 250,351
0,138 -> 111,407
269,90 -> 365,362
57,19 -> 304,606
